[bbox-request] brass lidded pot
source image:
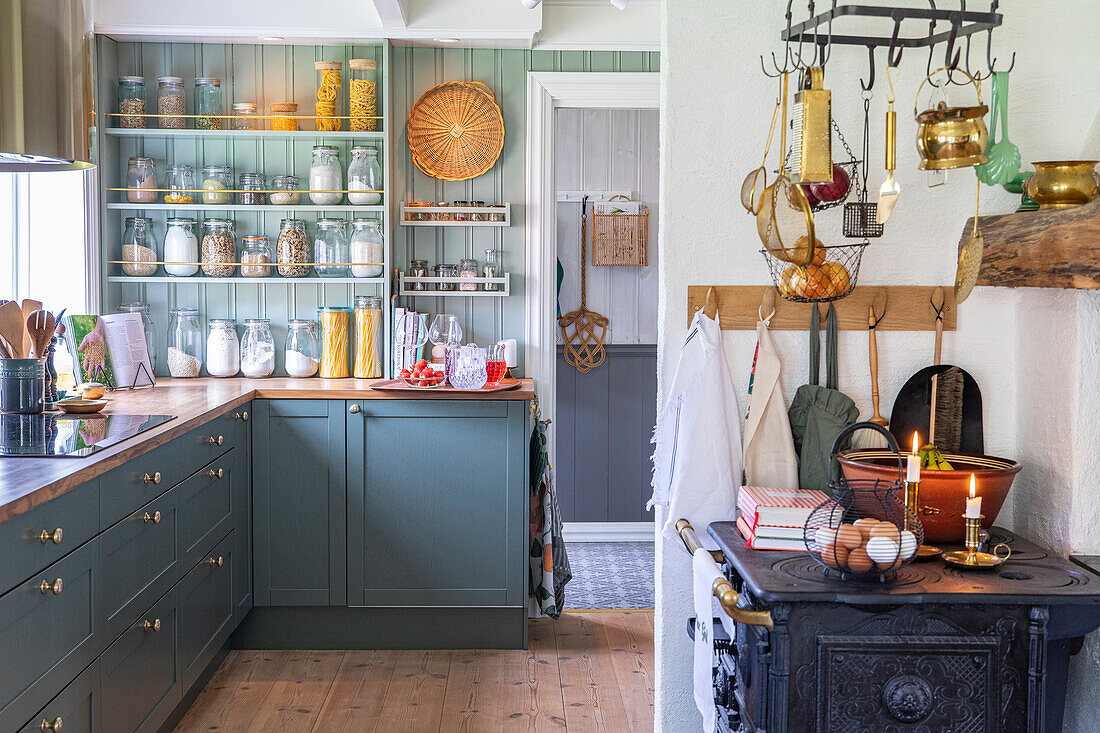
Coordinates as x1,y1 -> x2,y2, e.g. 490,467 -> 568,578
1024,161 -> 1100,209
914,67 -> 989,170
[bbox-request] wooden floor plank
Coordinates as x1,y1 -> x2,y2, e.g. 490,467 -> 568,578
439,649 -> 512,731
173,651 -> 287,732
601,612 -> 655,731
310,650 -> 399,732
554,613 -> 632,732
373,650 -> 451,732
245,651 -> 345,733
497,619 -> 568,732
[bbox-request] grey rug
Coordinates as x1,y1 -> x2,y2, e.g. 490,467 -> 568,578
565,542 -> 655,610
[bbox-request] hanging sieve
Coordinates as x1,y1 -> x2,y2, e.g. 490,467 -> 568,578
741,98 -> 781,215
843,94 -> 884,238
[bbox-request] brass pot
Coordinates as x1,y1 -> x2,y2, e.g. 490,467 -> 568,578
1024,161 -> 1100,209
914,68 -> 989,170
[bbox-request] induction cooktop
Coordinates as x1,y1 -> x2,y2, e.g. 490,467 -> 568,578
0,413 -> 177,458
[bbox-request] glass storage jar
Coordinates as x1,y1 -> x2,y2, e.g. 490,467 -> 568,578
350,219 -> 384,277
483,248 -> 499,291
194,77 -> 222,130
347,146 -> 382,205
276,218 -> 311,277
200,164 -> 232,204
470,201 -> 487,221
206,319 -> 239,377
240,234 -> 273,277
163,218 -> 199,277
318,306 -> 350,378
453,201 -> 470,222
435,202 -> 453,222
126,156 -> 157,204
164,164 -> 195,204
156,76 -> 186,129
117,76 -> 146,128
348,58 -> 377,132
270,102 -> 298,131
240,319 -> 275,377
269,175 -> 300,205
405,202 -> 432,222
168,307 -> 202,377
122,217 -> 157,277
353,295 -> 382,378
285,320 -> 320,377
459,258 -> 479,291
408,259 -> 428,291
309,145 -> 342,205
118,302 -> 157,372
237,173 -> 267,205
231,102 -> 258,130
434,264 -> 457,291
201,219 -> 236,277
314,218 -> 350,277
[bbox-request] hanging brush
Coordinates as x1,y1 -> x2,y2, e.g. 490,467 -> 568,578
853,289 -> 890,449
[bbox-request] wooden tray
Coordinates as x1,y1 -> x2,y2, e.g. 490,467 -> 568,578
369,379 -> 522,394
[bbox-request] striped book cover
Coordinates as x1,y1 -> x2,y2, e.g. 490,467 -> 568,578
738,486 -> 828,528
736,516 -> 808,551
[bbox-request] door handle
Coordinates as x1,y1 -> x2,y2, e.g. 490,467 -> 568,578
39,528 -> 63,545
207,435 -> 224,446
234,411 -> 248,421
142,471 -> 162,485
39,578 -> 63,595
208,468 -> 224,479
349,404 -> 361,414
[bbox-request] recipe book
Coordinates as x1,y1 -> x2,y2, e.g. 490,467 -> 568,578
737,485 -> 829,528
63,313 -> 155,390
736,516 -> 809,552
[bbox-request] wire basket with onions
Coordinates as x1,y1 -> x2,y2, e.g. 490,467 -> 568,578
761,241 -> 866,303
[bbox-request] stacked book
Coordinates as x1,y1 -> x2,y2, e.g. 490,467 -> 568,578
737,486 -> 829,551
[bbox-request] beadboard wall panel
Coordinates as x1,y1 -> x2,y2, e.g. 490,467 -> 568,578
391,49 -> 660,369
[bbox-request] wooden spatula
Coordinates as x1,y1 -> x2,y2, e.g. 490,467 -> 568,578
21,299 -> 42,359
27,310 -> 56,359
0,300 -> 27,358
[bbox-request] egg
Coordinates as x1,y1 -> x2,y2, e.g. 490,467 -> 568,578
865,536 -> 900,567
899,530 -> 918,559
835,523 -> 863,550
813,527 -> 837,549
819,543 -> 848,570
853,518 -> 880,540
870,523 -> 901,542
846,547 -> 874,572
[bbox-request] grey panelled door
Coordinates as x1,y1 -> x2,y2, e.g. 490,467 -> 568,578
556,344 -> 658,522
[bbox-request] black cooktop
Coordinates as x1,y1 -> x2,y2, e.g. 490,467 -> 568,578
0,413 -> 176,458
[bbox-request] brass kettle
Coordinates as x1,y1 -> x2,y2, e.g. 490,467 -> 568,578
914,68 -> 989,170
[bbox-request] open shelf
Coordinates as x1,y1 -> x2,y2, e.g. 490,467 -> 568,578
104,127 -> 385,141
400,203 -> 511,227
107,203 -> 385,213
108,275 -> 386,285
398,272 -> 511,297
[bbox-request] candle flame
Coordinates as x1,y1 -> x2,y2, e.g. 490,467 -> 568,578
912,432 -> 920,453
969,473 -> 976,499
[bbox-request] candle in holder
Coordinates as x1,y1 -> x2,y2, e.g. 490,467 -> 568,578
907,432 -> 921,482
965,474 -> 982,518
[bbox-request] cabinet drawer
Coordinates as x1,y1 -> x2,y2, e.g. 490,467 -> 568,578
176,410 -> 247,468
178,454 -> 234,570
99,488 -> 179,643
0,480 -> 99,596
0,541 -> 98,732
18,659 -> 99,733
99,589 -> 180,733
179,533 -> 234,690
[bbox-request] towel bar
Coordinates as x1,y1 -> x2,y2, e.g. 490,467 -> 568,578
676,519 -> 773,629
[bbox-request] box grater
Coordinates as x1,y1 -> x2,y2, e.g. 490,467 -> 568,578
789,66 -> 834,185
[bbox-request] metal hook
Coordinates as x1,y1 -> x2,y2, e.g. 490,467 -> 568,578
816,0 -> 837,68
944,11 -> 962,71
761,0 -> 797,78
924,0 -> 938,78
887,11 -> 905,67
885,64 -> 898,105
986,1 -> 1016,74
860,45 -> 875,92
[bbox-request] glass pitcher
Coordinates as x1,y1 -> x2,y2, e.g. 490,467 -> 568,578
449,344 -> 488,390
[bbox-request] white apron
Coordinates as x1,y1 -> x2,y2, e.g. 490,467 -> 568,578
742,311 -> 800,489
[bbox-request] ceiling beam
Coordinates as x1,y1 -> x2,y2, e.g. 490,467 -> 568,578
370,0 -> 409,29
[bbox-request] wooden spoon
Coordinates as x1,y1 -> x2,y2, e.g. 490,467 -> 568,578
0,301 -> 27,358
27,310 -> 56,358
20,299 -> 42,359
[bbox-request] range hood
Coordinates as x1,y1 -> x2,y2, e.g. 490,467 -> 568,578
0,0 -> 94,172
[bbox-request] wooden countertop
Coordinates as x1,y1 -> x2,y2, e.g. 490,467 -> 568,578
0,377 -> 534,523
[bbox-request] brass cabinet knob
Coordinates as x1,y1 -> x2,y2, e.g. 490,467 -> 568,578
39,578 -> 63,595
39,528 -> 63,545
143,511 -> 162,525
141,618 -> 161,632
207,435 -> 224,446
349,404 -> 361,414
207,556 -> 224,567
208,468 -> 224,479
234,411 -> 248,421
142,472 -> 162,485
40,716 -> 63,732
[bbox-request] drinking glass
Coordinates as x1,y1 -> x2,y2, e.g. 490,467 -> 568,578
485,343 -> 507,385
428,314 -> 462,362
398,311 -> 428,370
449,344 -> 487,390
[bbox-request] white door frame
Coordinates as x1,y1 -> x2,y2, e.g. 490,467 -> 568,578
524,71 -> 660,466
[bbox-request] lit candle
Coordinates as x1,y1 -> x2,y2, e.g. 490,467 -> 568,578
907,432 -> 921,482
965,474 -> 982,518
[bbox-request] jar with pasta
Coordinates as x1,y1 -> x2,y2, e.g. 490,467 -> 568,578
117,76 -> 146,128
314,61 -> 342,132
194,77 -> 222,130
231,102 -> 258,130
240,234 -> 273,277
201,218 -> 236,277
276,218 -> 311,277
317,306 -> 350,378
126,157 -> 157,204
353,295 -> 382,378
156,76 -> 186,129
164,164 -> 195,204
270,102 -> 298,131
201,165 -> 232,204
122,217 -> 157,277
348,58 -> 377,132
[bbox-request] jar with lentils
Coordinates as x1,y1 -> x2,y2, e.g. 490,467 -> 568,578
276,218 -> 311,277
156,76 -> 186,129
117,76 -> 146,128
201,218 -> 236,277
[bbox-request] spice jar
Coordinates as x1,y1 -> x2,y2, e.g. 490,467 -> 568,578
118,302 -> 157,371
201,219 -> 236,277
168,307 -> 202,377
270,102 -> 298,131
348,58 -> 377,132
435,202 -> 454,222
156,76 -> 186,129
206,319 -> 239,377
240,234 -> 273,277
309,145 -> 342,205
350,219 -> 384,278
317,306 -> 350,378
237,173 -> 267,205
347,146 -> 382,205
314,218 -> 350,278
470,201 -> 487,221
405,202 -> 432,222
117,76 -> 146,128
483,248 -> 499,291
285,320 -> 319,377
353,295 -> 382,378
459,258 -> 479,291
194,77 -> 222,130
453,202 -> 470,222
201,165 -> 232,204
122,217 -> 157,277
164,164 -> 195,204
269,175 -> 300,205
277,218 -> 311,277
409,259 -> 428,291
240,319 -> 275,377
231,102 -> 259,130
488,204 -> 507,222
434,264 -> 457,291
126,157 -> 157,204
163,218 -> 199,277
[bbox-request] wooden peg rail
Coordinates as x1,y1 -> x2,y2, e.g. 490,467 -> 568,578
687,286 -> 957,331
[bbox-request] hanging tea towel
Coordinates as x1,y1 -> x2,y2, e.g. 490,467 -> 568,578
743,306 -> 799,489
693,548 -> 720,733
650,308 -> 742,549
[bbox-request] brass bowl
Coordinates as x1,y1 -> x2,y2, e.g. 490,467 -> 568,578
915,102 -> 989,170
57,398 -> 108,414
1024,160 -> 1099,209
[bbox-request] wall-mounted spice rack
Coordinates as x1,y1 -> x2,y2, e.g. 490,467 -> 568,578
400,203 -> 511,227
104,128 -> 385,141
398,272 -> 511,297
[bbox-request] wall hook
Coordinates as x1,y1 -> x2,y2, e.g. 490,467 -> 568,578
703,287 -> 719,319
859,45 -> 875,93
887,11 -> 905,67
985,1 -> 1015,74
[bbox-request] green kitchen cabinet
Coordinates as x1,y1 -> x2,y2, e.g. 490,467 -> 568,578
345,400 -> 528,608
178,533 -> 235,691
20,658 -> 99,733
230,405 -> 253,623
251,399 -> 346,606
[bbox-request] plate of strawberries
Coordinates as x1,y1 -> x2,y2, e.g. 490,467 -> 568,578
398,359 -> 446,388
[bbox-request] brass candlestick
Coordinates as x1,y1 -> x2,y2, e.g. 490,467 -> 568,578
964,514 -> 983,558
943,514 -> 1012,569
905,480 -> 943,560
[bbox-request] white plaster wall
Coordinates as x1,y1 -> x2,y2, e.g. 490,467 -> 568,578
657,2 -> 1100,730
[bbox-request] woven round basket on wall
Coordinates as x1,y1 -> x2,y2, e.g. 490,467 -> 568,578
407,81 -> 505,181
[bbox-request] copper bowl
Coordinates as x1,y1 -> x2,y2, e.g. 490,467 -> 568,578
1024,161 -> 1099,209
839,449 -> 1021,543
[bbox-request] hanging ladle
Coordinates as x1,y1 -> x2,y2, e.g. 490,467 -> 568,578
877,65 -> 901,223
